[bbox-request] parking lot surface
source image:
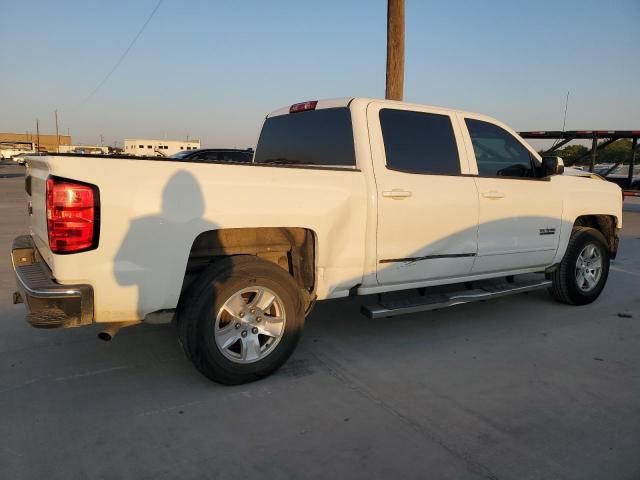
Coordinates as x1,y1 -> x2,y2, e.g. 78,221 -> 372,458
1,161 -> 639,479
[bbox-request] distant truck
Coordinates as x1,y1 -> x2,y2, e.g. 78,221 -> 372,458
12,98 -> 622,384
1,141 -> 35,161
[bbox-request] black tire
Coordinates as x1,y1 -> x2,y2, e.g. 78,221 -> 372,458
177,255 -> 304,385
547,227 -> 610,305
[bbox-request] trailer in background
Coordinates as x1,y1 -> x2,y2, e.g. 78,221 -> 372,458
519,130 -> 640,192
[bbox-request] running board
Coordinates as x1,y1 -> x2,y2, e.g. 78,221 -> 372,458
361,279 -> 552,319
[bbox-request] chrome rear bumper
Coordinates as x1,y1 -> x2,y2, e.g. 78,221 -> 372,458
11,235 -> 93,328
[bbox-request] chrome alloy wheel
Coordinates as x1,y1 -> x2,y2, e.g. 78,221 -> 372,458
214,286 -> 286,363
575,243 -> 603,292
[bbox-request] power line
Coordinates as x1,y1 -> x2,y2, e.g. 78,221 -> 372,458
79,0 -> 163,107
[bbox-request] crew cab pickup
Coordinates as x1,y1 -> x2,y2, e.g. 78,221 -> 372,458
12,98 -> 622,384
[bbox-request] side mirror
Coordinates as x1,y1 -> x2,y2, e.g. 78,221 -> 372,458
542,156 -> 564,176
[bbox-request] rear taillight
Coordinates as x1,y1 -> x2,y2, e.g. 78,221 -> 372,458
46,176 -> 99,253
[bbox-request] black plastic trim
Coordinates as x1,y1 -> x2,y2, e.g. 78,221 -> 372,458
380,253 -> 476,264
36,153 -> 361,172
383,167 -> 552,181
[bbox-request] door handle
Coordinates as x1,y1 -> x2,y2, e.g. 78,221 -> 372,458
382,189 -> 412,199
482,191 -> 505,199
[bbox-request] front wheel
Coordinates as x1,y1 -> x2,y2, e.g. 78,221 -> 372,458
547,227 -> 610,305
178,256 -> 304,385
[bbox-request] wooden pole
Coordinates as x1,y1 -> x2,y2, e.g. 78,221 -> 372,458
36,120 -> 40,152
385,0 -> 405,101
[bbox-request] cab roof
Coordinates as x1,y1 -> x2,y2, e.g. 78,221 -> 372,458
266,97 -> 480,118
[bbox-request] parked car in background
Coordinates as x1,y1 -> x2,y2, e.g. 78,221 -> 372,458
600,165 -> 640,190
564,165 -> 639,190
170,148 -> 254,163
12,152 -> 46,165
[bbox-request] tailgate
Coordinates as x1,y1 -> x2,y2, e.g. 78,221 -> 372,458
25,156 -> 52,261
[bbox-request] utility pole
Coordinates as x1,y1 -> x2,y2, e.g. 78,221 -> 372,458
55,110 -> 60,153
36,120 -> 40,152
100,134 -> 104,146
385,0 -> 405,101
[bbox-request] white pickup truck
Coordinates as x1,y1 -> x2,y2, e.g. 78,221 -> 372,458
12,98 -> 622,384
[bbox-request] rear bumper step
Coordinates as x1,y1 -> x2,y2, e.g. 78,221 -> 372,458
361,278 -> 551,319
11,235 -> 93,328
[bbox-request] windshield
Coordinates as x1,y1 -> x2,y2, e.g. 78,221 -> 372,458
170,151 -> 193,159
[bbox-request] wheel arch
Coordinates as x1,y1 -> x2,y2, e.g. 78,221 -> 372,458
552,213 -> 620,266
179,227 -> 317,309
573,214 -> 619,258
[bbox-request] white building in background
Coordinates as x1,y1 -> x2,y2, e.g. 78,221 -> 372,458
124,138 -> 201,157
59,144 -> 110,154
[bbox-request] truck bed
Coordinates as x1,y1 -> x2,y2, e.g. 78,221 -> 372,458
25,154 -> 368,322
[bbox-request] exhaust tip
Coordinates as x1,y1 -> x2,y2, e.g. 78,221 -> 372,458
96,321 -> 140,342
97,331 -> 113,342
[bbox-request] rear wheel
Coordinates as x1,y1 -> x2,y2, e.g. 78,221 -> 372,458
178,256 -> 304,385
547,227 -> 610,305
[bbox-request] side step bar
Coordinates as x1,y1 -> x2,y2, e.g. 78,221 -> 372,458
361,278 -> 551,319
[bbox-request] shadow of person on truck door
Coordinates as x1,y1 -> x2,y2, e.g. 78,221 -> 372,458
114,170 -> 223,325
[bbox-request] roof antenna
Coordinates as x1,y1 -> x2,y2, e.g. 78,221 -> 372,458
550,91 -> 570,151
561,91 -> 570,132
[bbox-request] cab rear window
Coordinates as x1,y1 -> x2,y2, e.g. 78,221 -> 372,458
254,108 -> 356,167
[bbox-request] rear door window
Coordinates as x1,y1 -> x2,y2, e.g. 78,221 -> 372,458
379,109 -> 460,175
254,107 -> 356,167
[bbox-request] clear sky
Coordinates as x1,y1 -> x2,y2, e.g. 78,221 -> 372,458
1,0 -> 638,148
